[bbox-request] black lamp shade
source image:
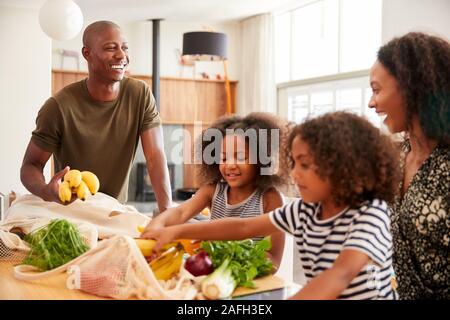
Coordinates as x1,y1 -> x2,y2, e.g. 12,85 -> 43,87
182,31 -> 227,61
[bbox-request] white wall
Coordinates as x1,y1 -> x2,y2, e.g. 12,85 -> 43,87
52,20 -> 241,81
0,5 -> 52,196
382,0 -> 450,43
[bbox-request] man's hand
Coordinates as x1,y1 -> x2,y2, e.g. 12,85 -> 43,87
41,166 -> 70,203
21,141 -> 73,205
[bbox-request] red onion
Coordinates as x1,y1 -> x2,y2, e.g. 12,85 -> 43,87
185,250 -> 214,276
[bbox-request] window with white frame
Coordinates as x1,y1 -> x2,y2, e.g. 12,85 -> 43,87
275,0 -> 382,83
275,0 -> 383,128
291,0 -> 339,80
286,75 -> 383,128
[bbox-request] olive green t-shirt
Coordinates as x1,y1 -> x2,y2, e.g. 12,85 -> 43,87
31,77 -> 161,202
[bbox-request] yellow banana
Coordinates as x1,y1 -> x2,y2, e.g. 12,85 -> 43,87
64,170 -> 82,189
76,180 -> 90,201
137,225 -> 145,233
153,250 -> 184,280
152,250 -> 179,278
135,239 -> 157,256
81,171 -> 100,194
58,181 -> 72,203
135,237 -> 179,257
162,242 -> 181,251
155,249 -> 183,271
150,247 -> 178,269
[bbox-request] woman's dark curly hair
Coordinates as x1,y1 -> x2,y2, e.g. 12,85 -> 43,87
377,32 -> 450,145
285,112 -> 401,208
196,112 -> 289,190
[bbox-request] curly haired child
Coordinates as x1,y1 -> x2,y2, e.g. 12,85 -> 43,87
142,112 -> 289,269
144,111 -> 401,299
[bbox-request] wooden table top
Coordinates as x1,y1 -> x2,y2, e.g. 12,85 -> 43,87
0,261 -> 290,300
0,261 -> 106,300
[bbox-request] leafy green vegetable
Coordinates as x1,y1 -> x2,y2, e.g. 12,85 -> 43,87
201,237 -> 273,288
23,219 -> 89,271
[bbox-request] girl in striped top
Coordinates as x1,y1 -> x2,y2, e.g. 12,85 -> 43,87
142,112 -> 289,269
145,112 -> 402,299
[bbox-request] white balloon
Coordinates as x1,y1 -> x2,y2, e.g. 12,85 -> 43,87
39,0 -> 84,41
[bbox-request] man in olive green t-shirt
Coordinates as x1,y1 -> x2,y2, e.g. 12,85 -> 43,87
20,21 -> 172,212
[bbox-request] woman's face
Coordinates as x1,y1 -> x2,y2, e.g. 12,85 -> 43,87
369,60 -> 408,133
219,134 -> 257,189
290,136 -> 331,203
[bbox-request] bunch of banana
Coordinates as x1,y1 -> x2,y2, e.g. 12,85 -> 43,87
134,239 -> 179,256
150,246 -> 185,281
137,226 -> 200,255
58,170 -> 100,203
135,238 -> 158,256
134,238 -> 185,280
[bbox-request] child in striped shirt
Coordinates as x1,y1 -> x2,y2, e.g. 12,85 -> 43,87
142,112 -> 289,269
145,112 -> 401,299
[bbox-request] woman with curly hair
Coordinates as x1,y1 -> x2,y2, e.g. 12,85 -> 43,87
144,112 -> 401,299
369,32 -> 450,299
142,112 -> 288,269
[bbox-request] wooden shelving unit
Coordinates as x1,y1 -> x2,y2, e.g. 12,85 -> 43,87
51,69 -> 238,188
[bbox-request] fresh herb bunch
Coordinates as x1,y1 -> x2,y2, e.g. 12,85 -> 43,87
201,237 -> 273,288
23,219 -> 89,271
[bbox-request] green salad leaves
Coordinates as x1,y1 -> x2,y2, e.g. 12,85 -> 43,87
23,219 -> 89,271
201,237 -> 273,288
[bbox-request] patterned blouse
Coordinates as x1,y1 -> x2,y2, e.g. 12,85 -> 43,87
391,141 -> 450,299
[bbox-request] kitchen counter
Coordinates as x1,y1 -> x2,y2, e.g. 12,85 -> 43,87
0,261 -> 105,300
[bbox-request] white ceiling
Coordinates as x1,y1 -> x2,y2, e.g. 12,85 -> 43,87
0,0 -> 303,22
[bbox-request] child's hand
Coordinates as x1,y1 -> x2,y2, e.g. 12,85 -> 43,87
140,219 -> 164,238
140,224 -> 178,253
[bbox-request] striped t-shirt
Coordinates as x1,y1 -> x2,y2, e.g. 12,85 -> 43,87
210,182 -> 266,220
269,198 -> 397,299
210,182 -> 272,242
